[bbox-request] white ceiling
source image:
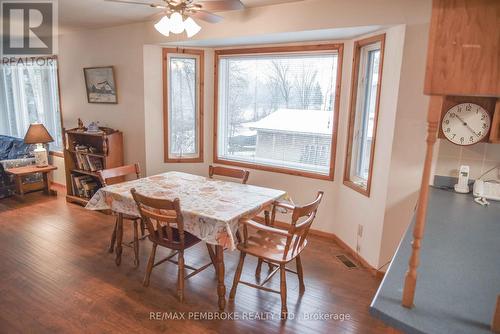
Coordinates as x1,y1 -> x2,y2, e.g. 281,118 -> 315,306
166,26 -> 386,48
59,0 -> 304,32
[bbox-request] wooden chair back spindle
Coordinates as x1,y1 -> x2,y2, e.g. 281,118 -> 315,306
209,165 -> 250,184
131,188 -> 186,248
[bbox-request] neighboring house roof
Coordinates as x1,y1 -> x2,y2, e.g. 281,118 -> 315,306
247,109 -> 333,136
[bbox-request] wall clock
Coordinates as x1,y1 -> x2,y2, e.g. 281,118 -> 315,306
441,103 -> 491,145
438,96 -> 498,146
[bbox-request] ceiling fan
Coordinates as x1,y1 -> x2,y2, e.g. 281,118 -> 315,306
104,0 -> 245,37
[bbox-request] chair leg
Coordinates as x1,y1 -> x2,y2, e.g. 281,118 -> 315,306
206,244 -> 217,270
143,243 -> 157,287
263,211 -> 273,272
280,264 -> 288,319
229,252 -> 246,301
108,218 -> 118,253
296,255 -> 305,293
178,250 -> 185,303
133,220 -> 140,267
256,258 -> 263,278
139,218 -> 145,237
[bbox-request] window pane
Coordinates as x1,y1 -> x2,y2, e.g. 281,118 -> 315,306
217,53 -> 338,175
168,56 -> 197,157
345,37 -> 383,193
0,59 -> 63,151
354,48 -> 380,181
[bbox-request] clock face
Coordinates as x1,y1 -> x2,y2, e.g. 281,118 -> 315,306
441,103 -> 491,146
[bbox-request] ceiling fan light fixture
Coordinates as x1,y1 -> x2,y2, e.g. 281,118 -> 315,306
168,11 -> 185,34
154,15 -> 171,36
184,17 -> 201,38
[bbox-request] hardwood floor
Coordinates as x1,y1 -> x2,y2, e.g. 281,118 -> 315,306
0,187 -> 393,334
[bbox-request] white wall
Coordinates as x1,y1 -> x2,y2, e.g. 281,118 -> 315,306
333,25 -> 406,267
57,0 -> 432,268
58,23 -> 148,170
379,23 -> 431,266
49,155 -> 66,185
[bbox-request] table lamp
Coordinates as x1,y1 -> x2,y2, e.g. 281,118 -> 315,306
24,123 -> 54,168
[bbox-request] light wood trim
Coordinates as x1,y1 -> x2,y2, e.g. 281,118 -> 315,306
215,43 -> 344,56
402,95 -> 443,308
493,295 -> 500,333
343,34 -> 386,197
490,100 -> 500,143
213,43 -> 344,181
163,48 -> 204,163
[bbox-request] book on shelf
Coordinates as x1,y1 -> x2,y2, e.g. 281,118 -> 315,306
71,174 -> 100,199
73,144 -> 104,172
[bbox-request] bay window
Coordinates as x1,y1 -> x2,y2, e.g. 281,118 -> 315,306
214,44 -> 343,180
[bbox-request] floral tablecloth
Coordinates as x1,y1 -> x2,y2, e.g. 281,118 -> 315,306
86,171 -> 287,250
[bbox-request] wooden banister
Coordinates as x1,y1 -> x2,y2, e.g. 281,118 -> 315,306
402,96 -> 443,308
493,295 -> 500,333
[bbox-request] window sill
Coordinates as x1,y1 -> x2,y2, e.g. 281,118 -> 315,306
343,179 -> 371,197
49,151 -> 64,158
214,157 -> 334,181
164,156 -> 204,163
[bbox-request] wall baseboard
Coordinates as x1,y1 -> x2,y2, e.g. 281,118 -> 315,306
253,216 -> 385,278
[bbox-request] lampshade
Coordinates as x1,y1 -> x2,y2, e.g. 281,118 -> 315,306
169,12 -> 185,34
154,16 -> 171,36
24,123 -> 54,144
184,17 -> 201,38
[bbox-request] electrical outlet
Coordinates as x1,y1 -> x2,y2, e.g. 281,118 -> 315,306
357,224 -> 363,237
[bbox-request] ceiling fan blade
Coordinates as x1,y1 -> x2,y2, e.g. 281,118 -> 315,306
190,10 -> 224,23
104,0 -> 166,8
195,0 -> 244,12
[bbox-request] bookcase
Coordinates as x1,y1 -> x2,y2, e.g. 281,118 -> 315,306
64,127 -> 123,206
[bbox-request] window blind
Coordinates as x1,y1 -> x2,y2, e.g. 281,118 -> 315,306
217,52 -> 338,175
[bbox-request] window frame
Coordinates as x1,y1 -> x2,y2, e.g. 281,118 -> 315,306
163,48 -> 204,163
213,44 -> 344,181
343,34 -> 385,197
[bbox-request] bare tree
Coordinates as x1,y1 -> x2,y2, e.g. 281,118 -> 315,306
268,60 -> 292,108
227,61 -> 249,137
170,59 -> 196,155
293,67 -> 319,109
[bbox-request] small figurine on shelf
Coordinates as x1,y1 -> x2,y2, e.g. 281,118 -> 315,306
77,118 -> 86,131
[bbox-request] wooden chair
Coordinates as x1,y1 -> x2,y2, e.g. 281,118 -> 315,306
98,163 -> 144,266
208,165 -> 250,184
208,164 -> 250,245
229,191 -> 324,319
131,188 -> 216,302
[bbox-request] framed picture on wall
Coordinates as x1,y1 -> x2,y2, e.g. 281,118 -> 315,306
83,66 -> 118,104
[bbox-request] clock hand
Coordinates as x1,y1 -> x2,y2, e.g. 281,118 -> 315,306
455,114 -> 480,137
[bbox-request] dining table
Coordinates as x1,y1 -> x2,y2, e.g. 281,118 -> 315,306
86,171 -> 287,310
